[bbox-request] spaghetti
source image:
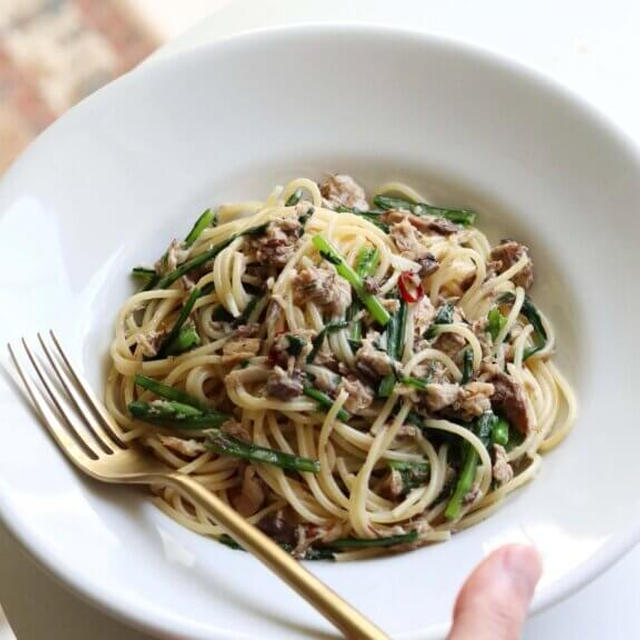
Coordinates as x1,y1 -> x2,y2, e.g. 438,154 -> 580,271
106,175 -> 576,560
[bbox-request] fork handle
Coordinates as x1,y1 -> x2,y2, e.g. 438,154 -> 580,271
164,473 -> 388,640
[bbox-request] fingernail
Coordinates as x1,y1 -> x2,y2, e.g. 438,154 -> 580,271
502,545 -> 542,600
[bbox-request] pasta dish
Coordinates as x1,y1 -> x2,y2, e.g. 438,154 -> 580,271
106,175 -> 576,560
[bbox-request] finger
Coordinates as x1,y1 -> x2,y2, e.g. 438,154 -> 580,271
447,544 -> 542,640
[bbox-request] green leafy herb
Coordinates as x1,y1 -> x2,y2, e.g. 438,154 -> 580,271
487,307 -> 508,341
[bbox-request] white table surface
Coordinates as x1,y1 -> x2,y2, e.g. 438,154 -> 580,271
2,1 -> 640,637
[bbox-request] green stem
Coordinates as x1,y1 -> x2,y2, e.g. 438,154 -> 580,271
184,209 -> 215,248
373,195 -> 476,226
164,325 -> 201,355
128,400 -> 229,429
153,286 -> 202,359
133,374 -> 209,412
302,386 -> 351,422
327,530 -> 418,549
444,443 -> 478,520
206,431 -> 319,473
312,235 -> 390,327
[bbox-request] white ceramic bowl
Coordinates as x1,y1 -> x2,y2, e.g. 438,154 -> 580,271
1,25 -> 640,640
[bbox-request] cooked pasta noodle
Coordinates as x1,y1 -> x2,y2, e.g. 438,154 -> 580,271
106,174 -> 576,559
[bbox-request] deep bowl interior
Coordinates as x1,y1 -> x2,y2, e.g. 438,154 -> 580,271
1,25 -> 639,640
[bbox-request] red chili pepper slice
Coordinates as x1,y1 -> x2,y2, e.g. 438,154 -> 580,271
398,271 -> 424,303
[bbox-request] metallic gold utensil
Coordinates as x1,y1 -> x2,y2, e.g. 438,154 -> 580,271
8,331 -> 388,640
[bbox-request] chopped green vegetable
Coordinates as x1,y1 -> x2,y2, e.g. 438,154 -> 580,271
133,374 -> 209,411
154,237 -> 235,289
399,375 -> 430,391
302,386 -> 351,422
240,222 -> 269,237
491,418 -> 510,446
335,206 -> 390,232
445,412 -> 499,520
300,547 -> 335,561
346,247 -> 380,341
384,313 -> 398,360
184,209 -> 215,248
152,286 -> 202,360
461,349 -> 473,384
425,302 -> 454,338
377,373 -> 397,398
219,534 -> 243,550
206,430 -> 319,473
307,321 -> 349,363
498,293 -> 547,361
219,535 -> 335,560
285,188 -> 303,206
388,460 -> 429,492
153,222 -> 269,290
128,400 -> 229,429
487,307 -> 508,341
355,247 -> 380,277
475,411 -> 495,449
313,235 -> 390,327
326,530 -> 418,549
444,441 -> 477,520
235,294 -> 263,326
286,334 -> 306,357
406,410 -> 425,430
132,267 -> 156,281
395,299 -> 408,359
373,195 -> 476,226
164,324 -> 201,356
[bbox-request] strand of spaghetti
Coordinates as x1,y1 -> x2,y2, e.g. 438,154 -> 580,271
464,253 -> 530,319
430,323 -> 483,372
493,286 -> 525,352
403,348 -> 462,380
349,399 -> 411,537
539,362 -> 578,451
513,324 -> 535,368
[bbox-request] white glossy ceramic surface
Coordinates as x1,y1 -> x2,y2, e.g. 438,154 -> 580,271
0,25 -> 639,640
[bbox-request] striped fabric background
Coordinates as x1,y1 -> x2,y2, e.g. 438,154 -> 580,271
0,0 -> 158,173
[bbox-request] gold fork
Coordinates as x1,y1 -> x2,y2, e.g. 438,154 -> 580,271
8,332 -> 388,640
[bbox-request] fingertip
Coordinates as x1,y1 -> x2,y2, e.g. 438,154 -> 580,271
448,544 -> 543,640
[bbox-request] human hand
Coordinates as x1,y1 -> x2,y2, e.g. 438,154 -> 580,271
447,544 -> 542,640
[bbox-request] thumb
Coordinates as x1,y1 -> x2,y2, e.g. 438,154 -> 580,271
447,544 -> 542,640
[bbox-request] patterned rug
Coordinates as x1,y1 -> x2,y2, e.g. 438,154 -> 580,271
0,0 -> 158,173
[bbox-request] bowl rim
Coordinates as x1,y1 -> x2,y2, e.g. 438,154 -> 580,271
2,21 -> 640,639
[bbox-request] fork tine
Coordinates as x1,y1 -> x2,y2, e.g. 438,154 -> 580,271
37,333 -> 115,454
20,338 -> 99,459
8,343 -> 95,467
49,331 -> 126,449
